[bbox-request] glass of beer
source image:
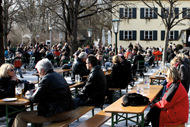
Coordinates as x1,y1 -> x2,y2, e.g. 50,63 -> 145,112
75,75 -> 82,84
15,85 -> 22,99
103,68 -> 107,74
107,67 -> 112,73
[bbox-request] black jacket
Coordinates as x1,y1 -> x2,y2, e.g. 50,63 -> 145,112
29,70 -> 74,117
71,58 -> 88,80
132,55 -> 144,70
77,66 -> 106,107
121,59 -> 132,85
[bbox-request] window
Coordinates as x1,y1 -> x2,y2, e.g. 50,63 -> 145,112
144,8 -> 154,18
124,8 -> 132,18
144,31 -> 153,40
186,8 -> 190,18
169,31 -> 174,40
124,31 -> 133,40
162,8 -> 175,18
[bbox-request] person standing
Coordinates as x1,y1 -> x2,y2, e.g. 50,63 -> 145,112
13,52 -> 24,78
12,58 -> 74,127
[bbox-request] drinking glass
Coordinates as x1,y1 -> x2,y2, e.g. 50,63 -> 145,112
75,75 -> 82,83
143,76 -> 150,89
15,85 -> 22,99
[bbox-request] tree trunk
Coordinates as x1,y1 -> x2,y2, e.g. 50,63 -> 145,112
3,0 -> 8,49
162,27 -> 170,66
71,12 -> 78,55
0,0 -> 5,65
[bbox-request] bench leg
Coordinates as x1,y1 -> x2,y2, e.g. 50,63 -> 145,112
119,90 -> 122,97
111,113 -> 115,127
141,113 -> 144,127
125,113 -> 128,126
92,109 -> 94,116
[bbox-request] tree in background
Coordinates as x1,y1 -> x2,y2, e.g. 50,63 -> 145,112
140,0 -> 190,64
0,0 -> 5,65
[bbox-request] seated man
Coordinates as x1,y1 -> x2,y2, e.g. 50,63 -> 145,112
132,51 -> 144,76
12,58 -> 74,127
71,52 -> 89,81
144,50 -> 154,67
96,51 -> 104,67
74,55 -> 107,108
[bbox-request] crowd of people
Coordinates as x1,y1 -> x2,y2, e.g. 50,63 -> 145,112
0,40 -> 190,127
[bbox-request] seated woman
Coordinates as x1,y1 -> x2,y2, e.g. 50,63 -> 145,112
0,63 -> 20,127
144,67 -> 189,127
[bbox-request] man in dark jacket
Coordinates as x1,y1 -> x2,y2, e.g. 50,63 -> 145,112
74,55 -> 107,107
12,58 -> 74,127
132,51 -> 144,76
144,50 -> 154,66
71,52 -> 88,81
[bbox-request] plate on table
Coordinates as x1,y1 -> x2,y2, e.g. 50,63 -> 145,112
3,98 -> 18,102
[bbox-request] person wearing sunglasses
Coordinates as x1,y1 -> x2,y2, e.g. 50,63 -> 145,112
0,63 -> 20,126
143,67 -> 189,127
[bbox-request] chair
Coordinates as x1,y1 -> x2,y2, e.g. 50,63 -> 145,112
137,60 -> 145,77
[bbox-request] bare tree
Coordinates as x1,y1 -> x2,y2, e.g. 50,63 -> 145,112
140,0 -> 190,64
3,0 -> 19,48
0,0 -> 5,65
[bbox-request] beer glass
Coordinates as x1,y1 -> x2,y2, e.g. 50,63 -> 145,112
103,68 -> 107,74
137,84 -> 144,94
18,83 -> 24,96
15,85 -> 22,99
107,67 -> 112,73
143,76 -> 150,89
75,75 -> 82,83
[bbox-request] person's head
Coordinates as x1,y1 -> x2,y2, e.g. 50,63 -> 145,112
118,53 -> 125,62
112,55 -> 120,64
0,63 -> 15,78
109,51 -> 114,56
78,52 -> 88,62
156,48 -> 159,51
170,56 -> 182,67
96,51 -> 103,61
166,67 -> 181,83
147,50 -> 152,55
137,51 -> 141,55
35,58 -> 53,77
86,55 -> 98,70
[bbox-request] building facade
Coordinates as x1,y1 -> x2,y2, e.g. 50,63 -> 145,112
112,0 -> 190,49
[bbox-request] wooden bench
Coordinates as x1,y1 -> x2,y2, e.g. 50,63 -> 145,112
77,110 -> 111,127
44,106 -> 94,127
165,123 -> 185,127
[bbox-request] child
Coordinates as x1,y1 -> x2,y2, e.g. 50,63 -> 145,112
13,52 -> 24,78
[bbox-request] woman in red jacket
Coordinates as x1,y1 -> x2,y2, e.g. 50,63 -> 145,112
144,67 -> 189,127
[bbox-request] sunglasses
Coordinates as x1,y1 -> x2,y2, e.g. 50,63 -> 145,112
165,75 -> 167,77
9,69 -> 14,72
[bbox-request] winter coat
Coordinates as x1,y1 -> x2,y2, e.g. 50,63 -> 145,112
182,57 -> 190,92
132,54 -> 144,70
177,62 -> 189,92
71,58 -> 88,81
154,81 -> 189,127
121,59 -> 132,84
144,55 -> 154,65
29,70 -> 74,117
153,50 -> 162,61
77,66 -> 106,107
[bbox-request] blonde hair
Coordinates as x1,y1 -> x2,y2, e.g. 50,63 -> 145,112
0,63 -> 14,78
178,53 -> 187,60
166,66 -> 181,83
170,56 -> 180,66
112,55 -> 120,64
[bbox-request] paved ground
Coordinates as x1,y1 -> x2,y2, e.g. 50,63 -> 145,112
0,65 -> 190,127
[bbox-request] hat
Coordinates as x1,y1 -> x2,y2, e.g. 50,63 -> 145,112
136,42 -> 139,44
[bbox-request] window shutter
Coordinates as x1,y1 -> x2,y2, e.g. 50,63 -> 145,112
119,8 -> 124,19
132,31 -> 136,40
183,8 -> 187,18
161,31 -> 165,40
174,8 -> 179,19
161,9 -> 165,18
153,31 -> 157,40
133,8 -> 136,19
140,31 -> 144,40
154,8 -> 158,19
119,31 -> 124,40
140,8 -> 144,19
174,31 -> 179,40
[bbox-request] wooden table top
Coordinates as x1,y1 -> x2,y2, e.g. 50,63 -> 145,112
0,98 -> 30,106
32,68 -> 71,76
104,84 -> 163,114
69,82 -> 84,88
149,70 -> 166,80
82,72 -> 111,78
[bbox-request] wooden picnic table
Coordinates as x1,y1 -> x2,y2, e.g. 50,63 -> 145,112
149,70 -> 165,85
104,84 -> 163,127
82,72 -> 111,78
0,98 -> 34,127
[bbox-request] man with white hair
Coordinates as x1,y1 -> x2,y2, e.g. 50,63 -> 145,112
71,52 -> 88,81
12,58 -> 74,127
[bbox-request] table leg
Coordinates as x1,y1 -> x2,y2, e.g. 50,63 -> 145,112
125,113 -> 128,126
30,103 -> 34,127
5,105 -> 9,127
141,113 -> 144,127
111,113 -> 115,127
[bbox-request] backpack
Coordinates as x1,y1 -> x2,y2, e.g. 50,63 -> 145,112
122,93 -> 150,107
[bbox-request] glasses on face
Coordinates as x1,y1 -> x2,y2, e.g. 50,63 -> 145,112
165,75 -> 167,77
9,69 -> 14,72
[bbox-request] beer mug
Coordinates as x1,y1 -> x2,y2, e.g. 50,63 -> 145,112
107,67 -> 112,73
75,75 -> 82,83
15,85 -> 22,99
103,68 -> 107,74
137,84 -> 144,94
143,76 -> 150,89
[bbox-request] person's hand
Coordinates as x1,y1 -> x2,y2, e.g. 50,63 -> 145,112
150,104 -> 155,108
25,90 -> 33,99
11,75 -> 18,81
